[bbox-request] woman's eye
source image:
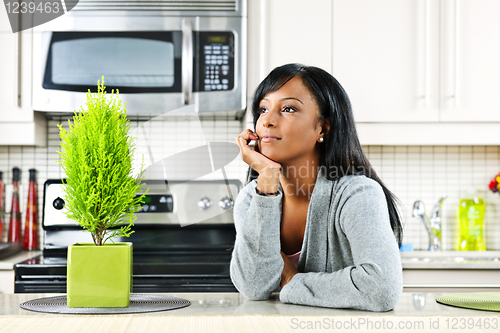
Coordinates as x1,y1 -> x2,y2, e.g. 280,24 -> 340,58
259,107 -> 268,114
282,106 -> 296,113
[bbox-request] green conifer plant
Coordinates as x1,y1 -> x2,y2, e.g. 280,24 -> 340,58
58,78 -> 146,246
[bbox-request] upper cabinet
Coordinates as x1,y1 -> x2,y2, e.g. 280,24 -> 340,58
0,8 -> 46,146
333,0 -> 440,123
248,0 -> 500,144
246,0 -> 333,128
257,0 -> 333,78
246,0 -> 332,100
439,0 -> 500,122
333,0 -> 500,124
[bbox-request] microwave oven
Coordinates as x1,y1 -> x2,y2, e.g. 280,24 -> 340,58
32,0 -> 247,119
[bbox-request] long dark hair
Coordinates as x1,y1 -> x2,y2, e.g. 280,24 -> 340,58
248,63 -> 403,245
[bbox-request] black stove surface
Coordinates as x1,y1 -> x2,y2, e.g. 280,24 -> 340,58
15,252 -> 237,293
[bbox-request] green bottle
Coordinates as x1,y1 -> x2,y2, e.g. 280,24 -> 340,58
458,191 -> 486,251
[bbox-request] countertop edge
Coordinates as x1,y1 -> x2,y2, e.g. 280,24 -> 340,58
0,251 -> 42,270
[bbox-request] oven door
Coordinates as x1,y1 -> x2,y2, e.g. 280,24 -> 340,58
33,15 -> 246,117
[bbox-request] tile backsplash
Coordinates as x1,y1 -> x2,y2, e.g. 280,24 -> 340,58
1,119 -> 499,251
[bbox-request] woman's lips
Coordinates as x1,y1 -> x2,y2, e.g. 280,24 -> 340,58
260,136 -> 281,143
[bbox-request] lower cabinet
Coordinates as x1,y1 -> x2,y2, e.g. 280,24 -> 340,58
403,269 -> 500,292
0,270 -> 14,294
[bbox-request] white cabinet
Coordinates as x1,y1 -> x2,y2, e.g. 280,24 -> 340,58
403,269 -> 500,292
0,8 -> 46,146
401,252 -> 500,292
246,0 -> 333,128
0,270 -> 14,294
332,0 -> 440,123
247,0 -> 500,144
257,0 -> 333,79
440,0 -> 500,122
333,0 -> 500,124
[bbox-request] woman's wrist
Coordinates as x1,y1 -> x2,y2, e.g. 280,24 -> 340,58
256,167 -> 280,194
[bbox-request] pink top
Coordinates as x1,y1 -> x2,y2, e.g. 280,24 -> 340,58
286,251 -> 301,269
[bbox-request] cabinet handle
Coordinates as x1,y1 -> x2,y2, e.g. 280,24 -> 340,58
425,0 -> 431,108
454,0 -> 460,107
15,30 -> 21,107
182,17 -> 193,106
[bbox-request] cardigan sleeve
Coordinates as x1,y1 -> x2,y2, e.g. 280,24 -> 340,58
279,177 -> 403,311
229,180 -> 284,300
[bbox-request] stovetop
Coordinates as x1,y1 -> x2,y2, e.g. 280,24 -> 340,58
18,252 -> 233,269
15,251 -> 236,293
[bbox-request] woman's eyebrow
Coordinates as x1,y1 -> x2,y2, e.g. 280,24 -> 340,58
262,97 -> 304,104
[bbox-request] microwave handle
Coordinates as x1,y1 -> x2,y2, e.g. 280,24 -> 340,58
182,18 -> 193,105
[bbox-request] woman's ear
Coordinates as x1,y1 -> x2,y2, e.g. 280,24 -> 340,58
321,118 -> 330,136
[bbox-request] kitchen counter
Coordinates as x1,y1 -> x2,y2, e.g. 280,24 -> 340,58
0,293 -> 499,332
0,251 -> 41,294
0,251 -> 41,270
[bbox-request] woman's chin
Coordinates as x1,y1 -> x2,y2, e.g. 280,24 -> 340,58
259,149 -> 281,164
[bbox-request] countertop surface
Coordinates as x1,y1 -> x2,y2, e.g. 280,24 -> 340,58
0,292 -> 499,317
0,250 -> 41,270
2,293 -> 500,332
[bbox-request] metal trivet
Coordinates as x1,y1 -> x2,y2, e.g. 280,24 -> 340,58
20,294 -> 191,314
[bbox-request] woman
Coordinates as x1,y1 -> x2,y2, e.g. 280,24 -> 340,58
230,64 -> 403,312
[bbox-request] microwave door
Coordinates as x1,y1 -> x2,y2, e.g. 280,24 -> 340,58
34,31 -> 186,114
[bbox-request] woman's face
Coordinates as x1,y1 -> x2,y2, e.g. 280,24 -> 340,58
256,77 -> 326,165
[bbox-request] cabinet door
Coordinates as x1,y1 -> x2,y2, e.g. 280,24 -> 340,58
333,0 -> 440,122
246,0 -> 333,128
0,10 -> 21,121
0,8 -> 46,146
259,0 -> 333,80
440,0 -> 500,122
0,7 -> 33,123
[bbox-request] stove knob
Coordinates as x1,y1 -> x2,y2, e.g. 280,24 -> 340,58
219,196 -> 233,210
53,197 -> 65,210
198,197 -> 212,210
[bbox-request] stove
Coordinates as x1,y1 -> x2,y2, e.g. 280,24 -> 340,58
15,179 -> 241,293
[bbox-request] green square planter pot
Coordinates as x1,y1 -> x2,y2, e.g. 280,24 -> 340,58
67,242 -> 133,308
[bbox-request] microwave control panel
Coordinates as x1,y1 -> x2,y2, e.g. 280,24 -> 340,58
199,32 -> 234,92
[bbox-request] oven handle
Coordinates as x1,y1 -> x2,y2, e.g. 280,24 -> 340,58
182,18 -> 193,105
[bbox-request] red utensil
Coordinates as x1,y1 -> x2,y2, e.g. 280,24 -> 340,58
23,169 -> 38,250
8,167 -> 21,243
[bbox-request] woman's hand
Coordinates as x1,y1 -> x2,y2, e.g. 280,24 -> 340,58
280,251 -> 298,288
235,129 -> 281,193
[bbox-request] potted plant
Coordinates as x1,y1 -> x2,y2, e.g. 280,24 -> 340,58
58,77 -> 146,308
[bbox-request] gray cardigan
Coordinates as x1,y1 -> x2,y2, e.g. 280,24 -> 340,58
229,170 -> 403,312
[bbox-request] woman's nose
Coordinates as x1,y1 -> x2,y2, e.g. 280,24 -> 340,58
261,110 -> 277,127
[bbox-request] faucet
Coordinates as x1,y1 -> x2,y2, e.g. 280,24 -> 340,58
412,196 -> 447,251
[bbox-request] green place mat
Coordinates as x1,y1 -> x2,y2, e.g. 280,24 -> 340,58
436,292 -> 500,312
